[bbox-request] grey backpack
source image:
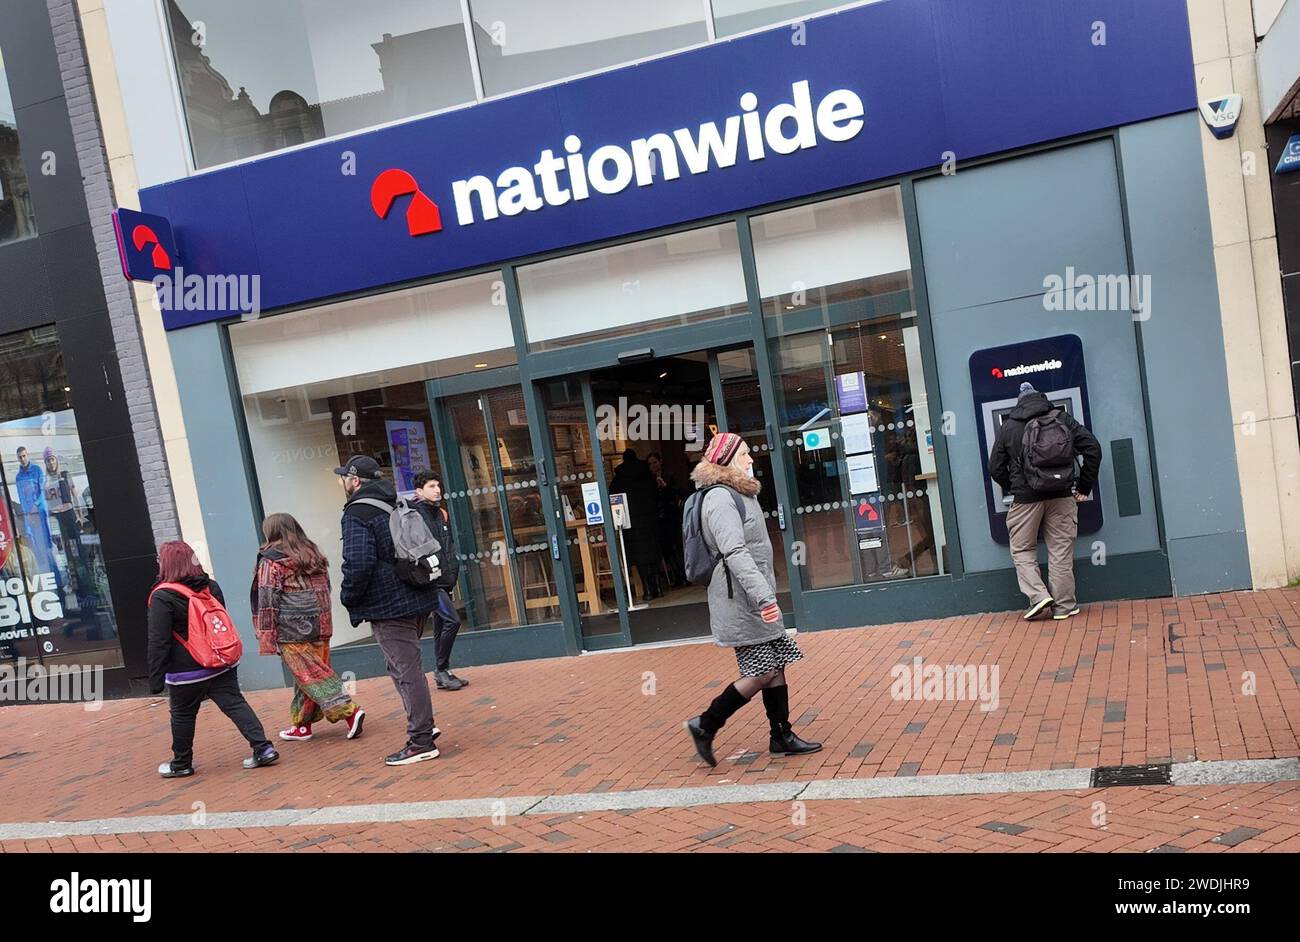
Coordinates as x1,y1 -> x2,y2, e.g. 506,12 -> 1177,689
681,485 -> 747,597
353,498 -> 442,587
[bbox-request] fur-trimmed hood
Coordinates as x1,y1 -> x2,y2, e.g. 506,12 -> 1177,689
691,459 -> 760,497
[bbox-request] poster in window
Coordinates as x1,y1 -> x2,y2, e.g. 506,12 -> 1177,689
847,453 -> 879,495
385,420 -> 432,496
835,371 -> 868,414
840,411 -> 875,455
0,411 -> 119,668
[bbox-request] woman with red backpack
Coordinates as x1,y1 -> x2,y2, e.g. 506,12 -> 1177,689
148,541 -> 278,778
251,513 -> 365,742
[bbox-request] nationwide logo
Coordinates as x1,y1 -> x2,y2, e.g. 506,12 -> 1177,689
132,224 -> 171,270
368,80 -> 865,236
991,359 -> 1062,379
370,168 -> 442,236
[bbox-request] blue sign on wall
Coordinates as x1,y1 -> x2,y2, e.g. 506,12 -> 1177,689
138,0 -> 1196,329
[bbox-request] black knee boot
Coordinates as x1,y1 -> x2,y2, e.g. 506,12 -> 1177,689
685,684 -> 749,767
762,685 -> 822,757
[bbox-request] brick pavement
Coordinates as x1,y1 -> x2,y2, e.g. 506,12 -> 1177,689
4,782 -> 1297,853
0,589 -> 1298,851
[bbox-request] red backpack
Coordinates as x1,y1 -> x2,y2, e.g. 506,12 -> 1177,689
150,582 -> 244,669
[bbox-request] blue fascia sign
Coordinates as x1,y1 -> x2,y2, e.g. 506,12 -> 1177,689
137,0 -> 1197,329
1276,133 -> 1300,174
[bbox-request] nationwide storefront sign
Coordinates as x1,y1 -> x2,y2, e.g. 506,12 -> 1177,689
136,0 -> 1197,329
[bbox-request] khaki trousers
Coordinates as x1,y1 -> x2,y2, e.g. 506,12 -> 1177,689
1006,496 -> 1078,613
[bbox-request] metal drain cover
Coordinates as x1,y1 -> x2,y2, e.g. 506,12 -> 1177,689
1091,763 -> 1172,787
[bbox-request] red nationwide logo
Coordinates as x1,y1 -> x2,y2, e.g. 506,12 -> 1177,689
370,169 -> 442,237
991,367 -> 1004,379
132,224 -> 171,270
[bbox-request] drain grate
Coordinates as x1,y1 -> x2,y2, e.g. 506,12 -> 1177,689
1091,763 -> 1172,787
1166,616 -> 1295,656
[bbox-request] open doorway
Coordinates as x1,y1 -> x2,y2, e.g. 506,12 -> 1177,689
590,352 -> 717,644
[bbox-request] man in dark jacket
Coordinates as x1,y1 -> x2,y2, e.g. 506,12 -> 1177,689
988,383 -> 1103,622
336,455 -> 441,766
609,449 -> 663,602
413,470 -> 468,691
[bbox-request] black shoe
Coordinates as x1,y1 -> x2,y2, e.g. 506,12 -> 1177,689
1024,596 -> 1054,620
447,672 -> 469,687
157,761 -> 194,779
769,725 -> 823,757
242,745 -> 280,769
684,716 -> 718,768
385,740 -> 440,766
435,670 -> 466,690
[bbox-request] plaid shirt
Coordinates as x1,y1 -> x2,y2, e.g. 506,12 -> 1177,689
339,480 -> 439,626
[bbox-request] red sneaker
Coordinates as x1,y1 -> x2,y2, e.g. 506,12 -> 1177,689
279,724 -> 312,741
345,709 -> 366,740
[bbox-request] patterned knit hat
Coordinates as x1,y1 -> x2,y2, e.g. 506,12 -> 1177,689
704,432 -> 744,466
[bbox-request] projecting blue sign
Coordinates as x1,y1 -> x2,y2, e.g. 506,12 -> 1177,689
112,208 -> 178,282
138,0 -> 1196,329
1276,134 -> 1300,175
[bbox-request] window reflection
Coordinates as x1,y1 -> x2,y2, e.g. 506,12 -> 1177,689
165,0 -> 476,168
0,49 -> 35,244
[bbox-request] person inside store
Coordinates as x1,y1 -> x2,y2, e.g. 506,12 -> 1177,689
683,432 -> 821,768
988,382 -> 1102,622
42,447 -> 99,633
609,448 -> 664,603
252,512 -> 366,743
336,455 -> 444,766
412,469 -> 469,692
14,446 -> 57,580
148,541 -> 279,778
648,451 -> 687,589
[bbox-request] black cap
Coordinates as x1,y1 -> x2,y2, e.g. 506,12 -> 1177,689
334,455 -> 382,479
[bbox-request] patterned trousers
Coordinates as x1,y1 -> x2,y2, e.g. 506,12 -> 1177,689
280,641 -> 358,725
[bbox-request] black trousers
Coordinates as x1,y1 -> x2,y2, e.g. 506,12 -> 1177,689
431,588 -> 461,672
168,668 -> 270,769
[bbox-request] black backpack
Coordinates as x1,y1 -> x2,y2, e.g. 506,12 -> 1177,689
1020,409 -> 1078,492
682,484 -> 747,596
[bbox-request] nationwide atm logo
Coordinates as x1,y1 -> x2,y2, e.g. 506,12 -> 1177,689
990,359 -> 1062,379
369,80 -> 865,236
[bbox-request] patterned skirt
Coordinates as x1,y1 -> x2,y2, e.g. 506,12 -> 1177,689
734,635 -> 805,677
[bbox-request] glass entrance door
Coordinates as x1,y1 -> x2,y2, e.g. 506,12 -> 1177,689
540,342 -> 793,650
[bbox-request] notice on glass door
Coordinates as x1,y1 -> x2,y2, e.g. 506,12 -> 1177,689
847,453 -> 879,495
835,371 -> 868,414
840,412 -> 875,455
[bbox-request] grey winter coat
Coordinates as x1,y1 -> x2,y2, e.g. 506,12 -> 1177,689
690,460 -> 783,648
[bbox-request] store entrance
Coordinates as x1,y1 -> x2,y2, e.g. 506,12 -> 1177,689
540,343 -> 793,650
590,353 -> 715,644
